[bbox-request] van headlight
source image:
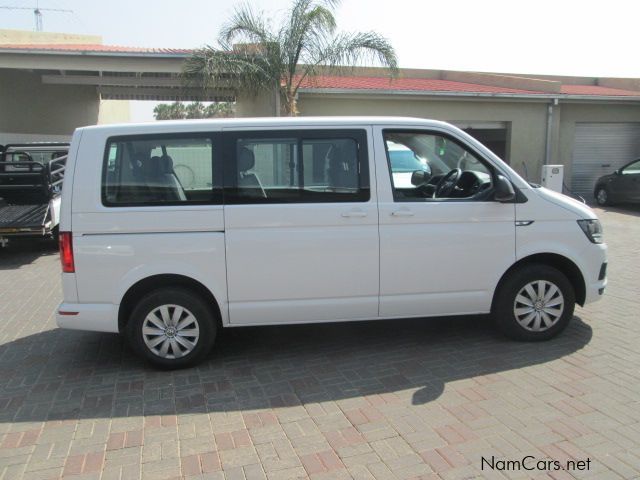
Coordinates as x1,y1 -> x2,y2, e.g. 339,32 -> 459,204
577,219 -> 603,244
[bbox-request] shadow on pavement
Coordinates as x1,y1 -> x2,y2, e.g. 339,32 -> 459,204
0,314 -> 592,422
0,237 -> 58,270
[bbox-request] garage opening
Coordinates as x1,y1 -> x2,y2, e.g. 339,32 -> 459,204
572,122 -> 640,199
454,122 -> 509,163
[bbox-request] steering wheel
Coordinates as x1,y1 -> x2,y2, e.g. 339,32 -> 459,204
434,168 -> 462,198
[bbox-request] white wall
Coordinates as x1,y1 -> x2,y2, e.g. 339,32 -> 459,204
0,132 -> 70,144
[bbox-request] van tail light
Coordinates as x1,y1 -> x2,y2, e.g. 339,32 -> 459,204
59,231 -> 75,273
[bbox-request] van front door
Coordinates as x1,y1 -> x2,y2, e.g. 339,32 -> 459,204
375,127 -> 516,318
223,128 -> 379,325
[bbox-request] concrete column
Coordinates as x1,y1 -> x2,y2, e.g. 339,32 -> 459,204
549,101 -> 562,165
0,69 -> 99,135
235,88 -> 280,117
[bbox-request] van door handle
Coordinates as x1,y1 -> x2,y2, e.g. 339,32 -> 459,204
391,209 -> 415,217
341,209 -> 367,218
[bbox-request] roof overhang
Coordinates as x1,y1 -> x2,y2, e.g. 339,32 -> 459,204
298,88 -> 640,103
0,48 -> 234,102
0,50 -> 186,73
2,45 -> 640,103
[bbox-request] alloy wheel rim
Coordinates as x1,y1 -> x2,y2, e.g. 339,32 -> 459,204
513,280 -> 564,332
142,304 -> 200,359
597,189 -> 607,204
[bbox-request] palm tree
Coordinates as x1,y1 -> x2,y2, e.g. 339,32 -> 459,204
205,102 -> 235,118
183,0 -> 398,116
153,101 -> 236,120
153,102 -> 186,120
185,101 -> 206,119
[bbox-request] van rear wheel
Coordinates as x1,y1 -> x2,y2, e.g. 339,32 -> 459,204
493,265 -> 575,341
127,288 -> 217,369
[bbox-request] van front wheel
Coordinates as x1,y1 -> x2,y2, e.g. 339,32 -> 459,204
127,288 -> 217,368
493,265 -> 575,341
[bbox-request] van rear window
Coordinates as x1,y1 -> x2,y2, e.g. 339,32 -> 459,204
102,135 -> 220,206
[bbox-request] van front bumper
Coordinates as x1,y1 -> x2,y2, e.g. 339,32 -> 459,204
56,302 -> 119,333
585,276 -> 607,304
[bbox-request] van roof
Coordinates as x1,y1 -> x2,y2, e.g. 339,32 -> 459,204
79,117 -> 451,134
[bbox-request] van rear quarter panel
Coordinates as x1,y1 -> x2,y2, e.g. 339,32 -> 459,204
70,128 -> 228,324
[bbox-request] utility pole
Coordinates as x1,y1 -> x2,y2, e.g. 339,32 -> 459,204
0,1 -> 73,32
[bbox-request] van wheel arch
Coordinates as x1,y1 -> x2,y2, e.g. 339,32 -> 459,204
493,253 -> 586,308
118,274 -> 222,333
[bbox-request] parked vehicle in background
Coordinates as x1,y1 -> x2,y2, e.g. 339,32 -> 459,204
387,143 -> 431,188
594,159 -> 640,206
56,118 -> 607,368
0,143 -> 68,246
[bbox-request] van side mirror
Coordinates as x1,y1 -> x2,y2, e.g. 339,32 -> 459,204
494,175 -> 516,202
411,170 -> 429,186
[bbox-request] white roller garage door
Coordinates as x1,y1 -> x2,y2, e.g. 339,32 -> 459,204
572,123 -> 640,198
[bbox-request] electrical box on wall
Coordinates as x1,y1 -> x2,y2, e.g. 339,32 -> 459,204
541,165 -> 564,193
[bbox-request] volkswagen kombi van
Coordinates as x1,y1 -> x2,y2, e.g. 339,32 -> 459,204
56,118 -> 607,368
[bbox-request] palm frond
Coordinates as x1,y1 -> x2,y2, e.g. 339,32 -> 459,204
219,2 -> 273,49
182,46 -> 279,94
294,31 -> 398,96
323,31 -> 398,72
279,0 -> 338,88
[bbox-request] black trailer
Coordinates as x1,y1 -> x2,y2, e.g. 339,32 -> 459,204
0,143 -> 69,246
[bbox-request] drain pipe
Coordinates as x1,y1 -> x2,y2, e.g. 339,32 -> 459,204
544,98 -> 559,165
274,85 -> 281,117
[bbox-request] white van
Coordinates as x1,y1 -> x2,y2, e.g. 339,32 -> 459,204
56,117 -> 607,368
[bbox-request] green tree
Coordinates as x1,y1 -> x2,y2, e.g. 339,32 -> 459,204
205,102 -> 235,118
153,101 -> 236,120
183,0 -> 398,116
185,101 -> 206,119
153,102 -> 186,120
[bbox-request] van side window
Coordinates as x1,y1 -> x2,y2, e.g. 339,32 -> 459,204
384,131 -> 494,202
229,131 -> 368,203
103,135 -> 219,206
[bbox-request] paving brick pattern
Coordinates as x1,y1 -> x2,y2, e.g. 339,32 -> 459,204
0,206 -> 638,479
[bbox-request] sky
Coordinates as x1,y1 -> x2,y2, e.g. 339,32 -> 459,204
1,0 -> 639,120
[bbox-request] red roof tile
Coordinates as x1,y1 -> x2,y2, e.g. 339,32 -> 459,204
0,43 -> 192,54
296,75 -> 640,97
560,84 -> 640,96
295,75 -> 544,95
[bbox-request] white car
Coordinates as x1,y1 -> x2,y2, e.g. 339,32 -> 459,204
387,143 -> 431,188
56,117 -> 607,368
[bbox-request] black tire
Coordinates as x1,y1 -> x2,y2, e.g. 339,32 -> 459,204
492,265 -> 575,341
126,287 -> 217,369
594,187 -> 611,206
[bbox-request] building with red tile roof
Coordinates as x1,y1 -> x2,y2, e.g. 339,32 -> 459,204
1,31 -> 640,195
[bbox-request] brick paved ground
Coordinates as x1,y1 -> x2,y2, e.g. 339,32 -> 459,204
0,206 -> 638,480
